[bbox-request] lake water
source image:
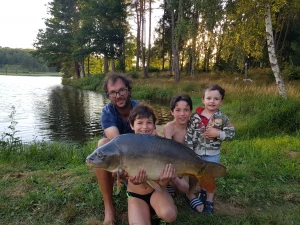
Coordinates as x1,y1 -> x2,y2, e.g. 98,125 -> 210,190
0,75 -> 171,144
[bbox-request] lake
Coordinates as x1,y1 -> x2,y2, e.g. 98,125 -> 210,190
0,75 -> 171,144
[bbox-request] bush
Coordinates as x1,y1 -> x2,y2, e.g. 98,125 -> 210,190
283,65 -> 300,80
62,74 -> 105,91
126,71 -> 139,79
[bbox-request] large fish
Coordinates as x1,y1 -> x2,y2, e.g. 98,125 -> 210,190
86,134 -> 226,193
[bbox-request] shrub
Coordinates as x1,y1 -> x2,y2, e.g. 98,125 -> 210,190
283,65 -> 300,80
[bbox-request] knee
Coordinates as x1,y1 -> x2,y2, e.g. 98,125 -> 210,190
158,207 -> 177,223
177,182 -> 189,194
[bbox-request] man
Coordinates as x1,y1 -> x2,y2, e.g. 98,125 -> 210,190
92,72 -> 139,225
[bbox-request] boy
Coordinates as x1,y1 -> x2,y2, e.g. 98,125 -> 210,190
185,84 -> 235,214
163,94 -> 205,214
127,103 -> 177,225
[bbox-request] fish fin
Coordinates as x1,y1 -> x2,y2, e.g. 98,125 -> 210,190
204,161 -> 227,178
196,172 -> 216,193
147,180 -> 163,192
115,170 -> 122,195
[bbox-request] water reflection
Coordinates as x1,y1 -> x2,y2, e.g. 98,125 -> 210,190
40,85 -> 106,143
0,75 -> 172,144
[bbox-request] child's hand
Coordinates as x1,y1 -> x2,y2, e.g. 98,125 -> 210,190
204,127 -> 221,139
159,163 -> 176,187
129,169 -> 147,185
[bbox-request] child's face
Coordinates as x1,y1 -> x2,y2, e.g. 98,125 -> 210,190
202,90 -> 223,112
171,100 -> 192,125
130,116 -> 155,134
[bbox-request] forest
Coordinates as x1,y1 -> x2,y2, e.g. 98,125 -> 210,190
0,47 -> 55,74
32,0 -> 300,81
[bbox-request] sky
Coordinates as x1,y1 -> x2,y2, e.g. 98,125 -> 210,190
0,0 -> 49,49
0,0 -> 162,50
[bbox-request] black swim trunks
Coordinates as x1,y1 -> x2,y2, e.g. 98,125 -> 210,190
126,190 -> 155,214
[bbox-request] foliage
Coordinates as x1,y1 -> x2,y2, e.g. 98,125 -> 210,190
0,106 -> 22,149
282,64 -> 300,80
33,0 -> 80,77
62,74 -> 105,91
0,47 -> 54,73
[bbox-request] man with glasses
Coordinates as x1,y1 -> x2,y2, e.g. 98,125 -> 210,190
92,72 -> 139,225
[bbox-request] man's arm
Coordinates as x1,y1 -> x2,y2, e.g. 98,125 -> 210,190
104,126 -> 120,141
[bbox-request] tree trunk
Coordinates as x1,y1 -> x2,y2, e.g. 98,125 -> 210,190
75,61 -> 80,78
146,0 -> 151,77
161,0 -> 166,70
111,59 -> 115,72
171,8 -> 179,82
135,1 -> 141,71
141,0 -> 147,78
80,58 -> 85,78
104,55 -> 109,74
87,55 -> 90,76
265,4 -> 287,99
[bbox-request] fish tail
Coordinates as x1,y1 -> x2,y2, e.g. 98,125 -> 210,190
196,172 -> 216,193
195,161 -> 227,193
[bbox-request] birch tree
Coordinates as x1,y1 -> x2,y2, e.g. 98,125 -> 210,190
265,4 -> 287,98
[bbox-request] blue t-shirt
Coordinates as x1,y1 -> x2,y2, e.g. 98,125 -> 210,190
101,100 -> 139,138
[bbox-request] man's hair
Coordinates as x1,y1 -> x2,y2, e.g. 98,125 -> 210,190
129,103 -> 157,126
203,84 -> 225,100
170,94 -> 193,111
103,72 -> 132,94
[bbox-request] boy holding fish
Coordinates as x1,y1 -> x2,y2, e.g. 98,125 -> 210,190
127,103 -> 177,225
185,84 -> 235,214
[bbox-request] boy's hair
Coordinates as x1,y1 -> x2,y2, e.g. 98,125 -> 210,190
129,103 -> 157,126
170,94 -> 193,111
103,72 -> 132,94
203,84 -> 225,100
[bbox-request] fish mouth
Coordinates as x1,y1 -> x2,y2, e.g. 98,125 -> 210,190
86,154 -> 97,165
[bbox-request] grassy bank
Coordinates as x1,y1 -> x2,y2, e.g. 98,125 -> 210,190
1,70 -> 300,224
0,72 -> 62,76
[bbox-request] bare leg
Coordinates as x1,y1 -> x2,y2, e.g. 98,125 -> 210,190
206,192 -> 214,202
128,196 -> 151,225
95,138 -> 115,225
151,189 -> 177,223
171,177 -> 189,194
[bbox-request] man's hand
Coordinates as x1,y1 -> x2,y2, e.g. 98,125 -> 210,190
159,163 -> 176,187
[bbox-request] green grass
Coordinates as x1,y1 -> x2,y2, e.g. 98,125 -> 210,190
1,135 -> 299,224
1,70 -> 300,224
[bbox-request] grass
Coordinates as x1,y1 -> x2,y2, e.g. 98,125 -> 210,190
0,72 -> 61,76
1,69 -> 300,224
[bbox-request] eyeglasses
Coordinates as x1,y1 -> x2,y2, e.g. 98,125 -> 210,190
107,88 -> 128,98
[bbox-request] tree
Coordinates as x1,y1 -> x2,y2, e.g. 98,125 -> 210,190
33,0 -> 81,78
265,4 -> 287,98
85,0 -> 128,74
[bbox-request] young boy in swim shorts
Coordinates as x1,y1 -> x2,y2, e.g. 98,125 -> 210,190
127,102 -> 177,225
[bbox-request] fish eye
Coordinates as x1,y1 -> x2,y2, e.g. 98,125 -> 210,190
97,152 -> 104,159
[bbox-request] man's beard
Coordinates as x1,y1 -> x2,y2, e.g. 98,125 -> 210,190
115,97 -> 131,110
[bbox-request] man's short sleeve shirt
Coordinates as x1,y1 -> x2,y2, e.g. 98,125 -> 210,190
101,100 -> 139,137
